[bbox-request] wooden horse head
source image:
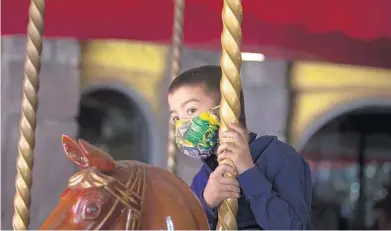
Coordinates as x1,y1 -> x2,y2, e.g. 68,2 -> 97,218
40,135 -> 146,230
41,135 -> 209,230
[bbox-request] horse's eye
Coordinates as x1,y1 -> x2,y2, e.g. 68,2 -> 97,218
83,202 -> 101,220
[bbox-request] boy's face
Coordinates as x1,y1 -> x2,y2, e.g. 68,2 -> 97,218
168,84 -> 217,124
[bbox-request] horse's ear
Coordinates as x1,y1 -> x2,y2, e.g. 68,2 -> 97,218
78,139 -> 116,173
62,135 -> 90,169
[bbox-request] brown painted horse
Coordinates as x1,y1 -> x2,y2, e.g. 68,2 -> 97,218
40,135 -> 209,230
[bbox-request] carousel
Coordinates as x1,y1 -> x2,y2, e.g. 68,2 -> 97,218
2,0 -> 391,230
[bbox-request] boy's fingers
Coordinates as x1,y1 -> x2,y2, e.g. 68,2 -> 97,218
228,122 -> 247,141
213,164 -> 236,177
220,130 -> 243,144
216,142 -> 240,155
220,185 -> 241,194
221,192 -> 240,199
217,152 -> 234,162
219,177 -> 240,187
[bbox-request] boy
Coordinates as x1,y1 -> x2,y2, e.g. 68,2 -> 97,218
168,65 -> 312,230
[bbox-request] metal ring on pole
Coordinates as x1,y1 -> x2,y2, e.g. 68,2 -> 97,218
167,0 -> 185,174
12,0 -> 45,230
216,0 -> 243,230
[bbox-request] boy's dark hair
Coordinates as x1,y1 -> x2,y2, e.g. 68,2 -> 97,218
169,65 -> 247,127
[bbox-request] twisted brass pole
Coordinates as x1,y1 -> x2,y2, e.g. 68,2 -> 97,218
167,0 -> 185,174
217,0 -> 243,230
13,0 -> 45,230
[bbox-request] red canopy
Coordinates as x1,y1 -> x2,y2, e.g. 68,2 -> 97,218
2,0 -> 391,68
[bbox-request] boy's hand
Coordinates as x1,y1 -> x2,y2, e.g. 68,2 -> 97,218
203,164 -> 241,208
217,123 -> 255,175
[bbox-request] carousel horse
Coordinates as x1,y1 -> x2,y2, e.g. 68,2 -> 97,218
40,135 -> 209,230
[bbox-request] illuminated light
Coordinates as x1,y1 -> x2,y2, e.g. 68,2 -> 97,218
241,52 -> 265,62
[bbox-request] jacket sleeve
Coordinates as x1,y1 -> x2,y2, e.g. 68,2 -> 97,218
190,169 -> 218,229
237,154 -> 311,230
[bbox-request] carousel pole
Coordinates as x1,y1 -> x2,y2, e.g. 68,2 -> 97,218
217,0 -> 243,230
12,0 -> 45,230
167,0 -> 185,174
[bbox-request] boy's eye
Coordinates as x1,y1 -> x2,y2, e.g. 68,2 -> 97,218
187,108 -> 197,115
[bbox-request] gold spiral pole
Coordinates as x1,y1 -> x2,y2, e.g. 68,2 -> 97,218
12,0 -> 46,230
167,0 -> 185,174
217,0 -> 243,230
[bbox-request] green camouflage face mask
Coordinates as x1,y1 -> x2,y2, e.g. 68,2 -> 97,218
175,106 -> 220,159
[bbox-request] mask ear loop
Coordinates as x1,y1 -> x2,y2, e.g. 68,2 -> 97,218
211,105 -> 220,112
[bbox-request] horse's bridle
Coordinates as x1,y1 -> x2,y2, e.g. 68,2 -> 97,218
69,163 -> 147,230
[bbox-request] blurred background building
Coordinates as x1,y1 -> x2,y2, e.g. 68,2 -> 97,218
2,1 -> 391,230
2,37 -> 391,230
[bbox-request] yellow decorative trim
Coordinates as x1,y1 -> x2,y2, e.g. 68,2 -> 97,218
81,40 -> 167,74
290,61 -> 391,147
80,40 -> 169,114
292,62 -> 391,90
290,91 -> 391,146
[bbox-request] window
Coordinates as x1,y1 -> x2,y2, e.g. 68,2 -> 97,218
303,108 -> 391,229
77,89 -> 149,163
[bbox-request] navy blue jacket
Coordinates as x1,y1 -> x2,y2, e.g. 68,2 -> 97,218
190,134 -> 312,230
